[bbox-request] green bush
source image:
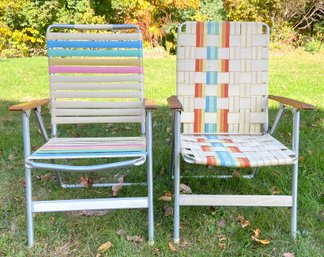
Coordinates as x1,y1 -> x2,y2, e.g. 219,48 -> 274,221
304,38 -> 323,53
0,0 -> 105,57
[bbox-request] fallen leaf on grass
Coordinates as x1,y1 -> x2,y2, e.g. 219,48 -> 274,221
153,248 -> 161,255
163,205 -> 173,216
31,146 -> 39,151
254,238 -> 270,245
97,241 -> 112,254
116,229 -> 125,236
36,173 -> 53,181
160,166 -> 165,176
237,214 -> 250,228
168,241 -> 177,253
114,174 -> 124,183
283,253 -> 295,257
118,175 -> 124,184
251,228 -> 270,245
252,228 -> 261,239
20,178 -> 26,187
218,242 -> 226,249
126,235 -> 143,243
80,176 -> 93,187
112,184 -> 123,197
8,154 -> 15,161
158,191 -> 172,201
180,239 -> 191,248
210,206 -> 216,213
216,218 -> 226,228
233,170 -> 240,178
319,210 -> 324,222
180,183 -> 192,194
271,186 -> 281,195
218,235 -> 227,242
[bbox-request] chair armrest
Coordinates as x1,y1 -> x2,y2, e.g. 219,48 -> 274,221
144,98 -> 157,110
167,95 -> 183,110
9,98 -> 50,112
268,95 -> 314,110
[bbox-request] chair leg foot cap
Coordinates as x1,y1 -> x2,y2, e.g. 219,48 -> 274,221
148,240 -> 154,246
174,239 -> 180,244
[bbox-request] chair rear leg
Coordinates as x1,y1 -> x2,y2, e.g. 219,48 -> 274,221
25,167 -> 34,247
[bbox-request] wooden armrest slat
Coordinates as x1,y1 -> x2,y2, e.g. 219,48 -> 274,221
144,99 -> 157,110
9,98 -> 50,112
167,95 -> 183,110
268,95 -> 315,110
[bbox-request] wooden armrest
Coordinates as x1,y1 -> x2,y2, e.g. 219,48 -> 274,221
9,98 -> 50,112
268,95 -> 315,110
144,98 -> 157,110
167,95 -> 183,110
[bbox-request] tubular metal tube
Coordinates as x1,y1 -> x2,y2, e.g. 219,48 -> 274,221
34,107 -> 49,142
26,157 -> 145,172
146,110 -> 154,244
270,104 -> 286,135
173,110 -> 181,243
291,108 -> 300,239
169,111 -> 176,176
22,111 -> 34,246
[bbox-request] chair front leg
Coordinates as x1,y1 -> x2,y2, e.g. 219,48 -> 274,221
145,110 -> 154,244
22,111 -> 34,246
291,108 -> 300,239
173,110 -> 181,244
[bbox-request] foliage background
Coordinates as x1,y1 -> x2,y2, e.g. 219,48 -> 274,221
0,0 -> 323,57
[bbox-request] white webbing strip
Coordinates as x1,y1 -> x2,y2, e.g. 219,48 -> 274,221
52,108 -> 143,116
52,83 -> 142,90
50,75 -> 141,83
52,116 -> 143,124
52,101 -> 143,109
51,91 -> 142,99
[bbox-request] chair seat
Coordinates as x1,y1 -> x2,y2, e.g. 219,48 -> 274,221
180,134 -> 296,167
28,137 -> 146,160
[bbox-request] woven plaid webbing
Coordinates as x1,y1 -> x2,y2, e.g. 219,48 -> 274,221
177,22 -> 269,134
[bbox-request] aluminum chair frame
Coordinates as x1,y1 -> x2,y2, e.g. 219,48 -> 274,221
168,21 -> 314,243
10,24 -> 156,246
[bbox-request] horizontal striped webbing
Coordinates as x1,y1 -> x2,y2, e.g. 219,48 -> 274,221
181,134 -> 296,167
28,137 -> 146,160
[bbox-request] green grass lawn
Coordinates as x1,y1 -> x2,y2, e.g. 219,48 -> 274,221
0,52 -> 323,256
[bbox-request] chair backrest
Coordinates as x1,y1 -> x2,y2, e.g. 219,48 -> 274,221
46,24 -> 144,132
177,21 -> 269,134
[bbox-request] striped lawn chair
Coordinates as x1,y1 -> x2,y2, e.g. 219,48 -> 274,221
168,21 -> 315,243
9,24 -> 156,246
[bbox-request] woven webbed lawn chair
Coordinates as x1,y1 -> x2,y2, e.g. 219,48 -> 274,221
9,24 -> 156,246
168,21 -> 314,243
